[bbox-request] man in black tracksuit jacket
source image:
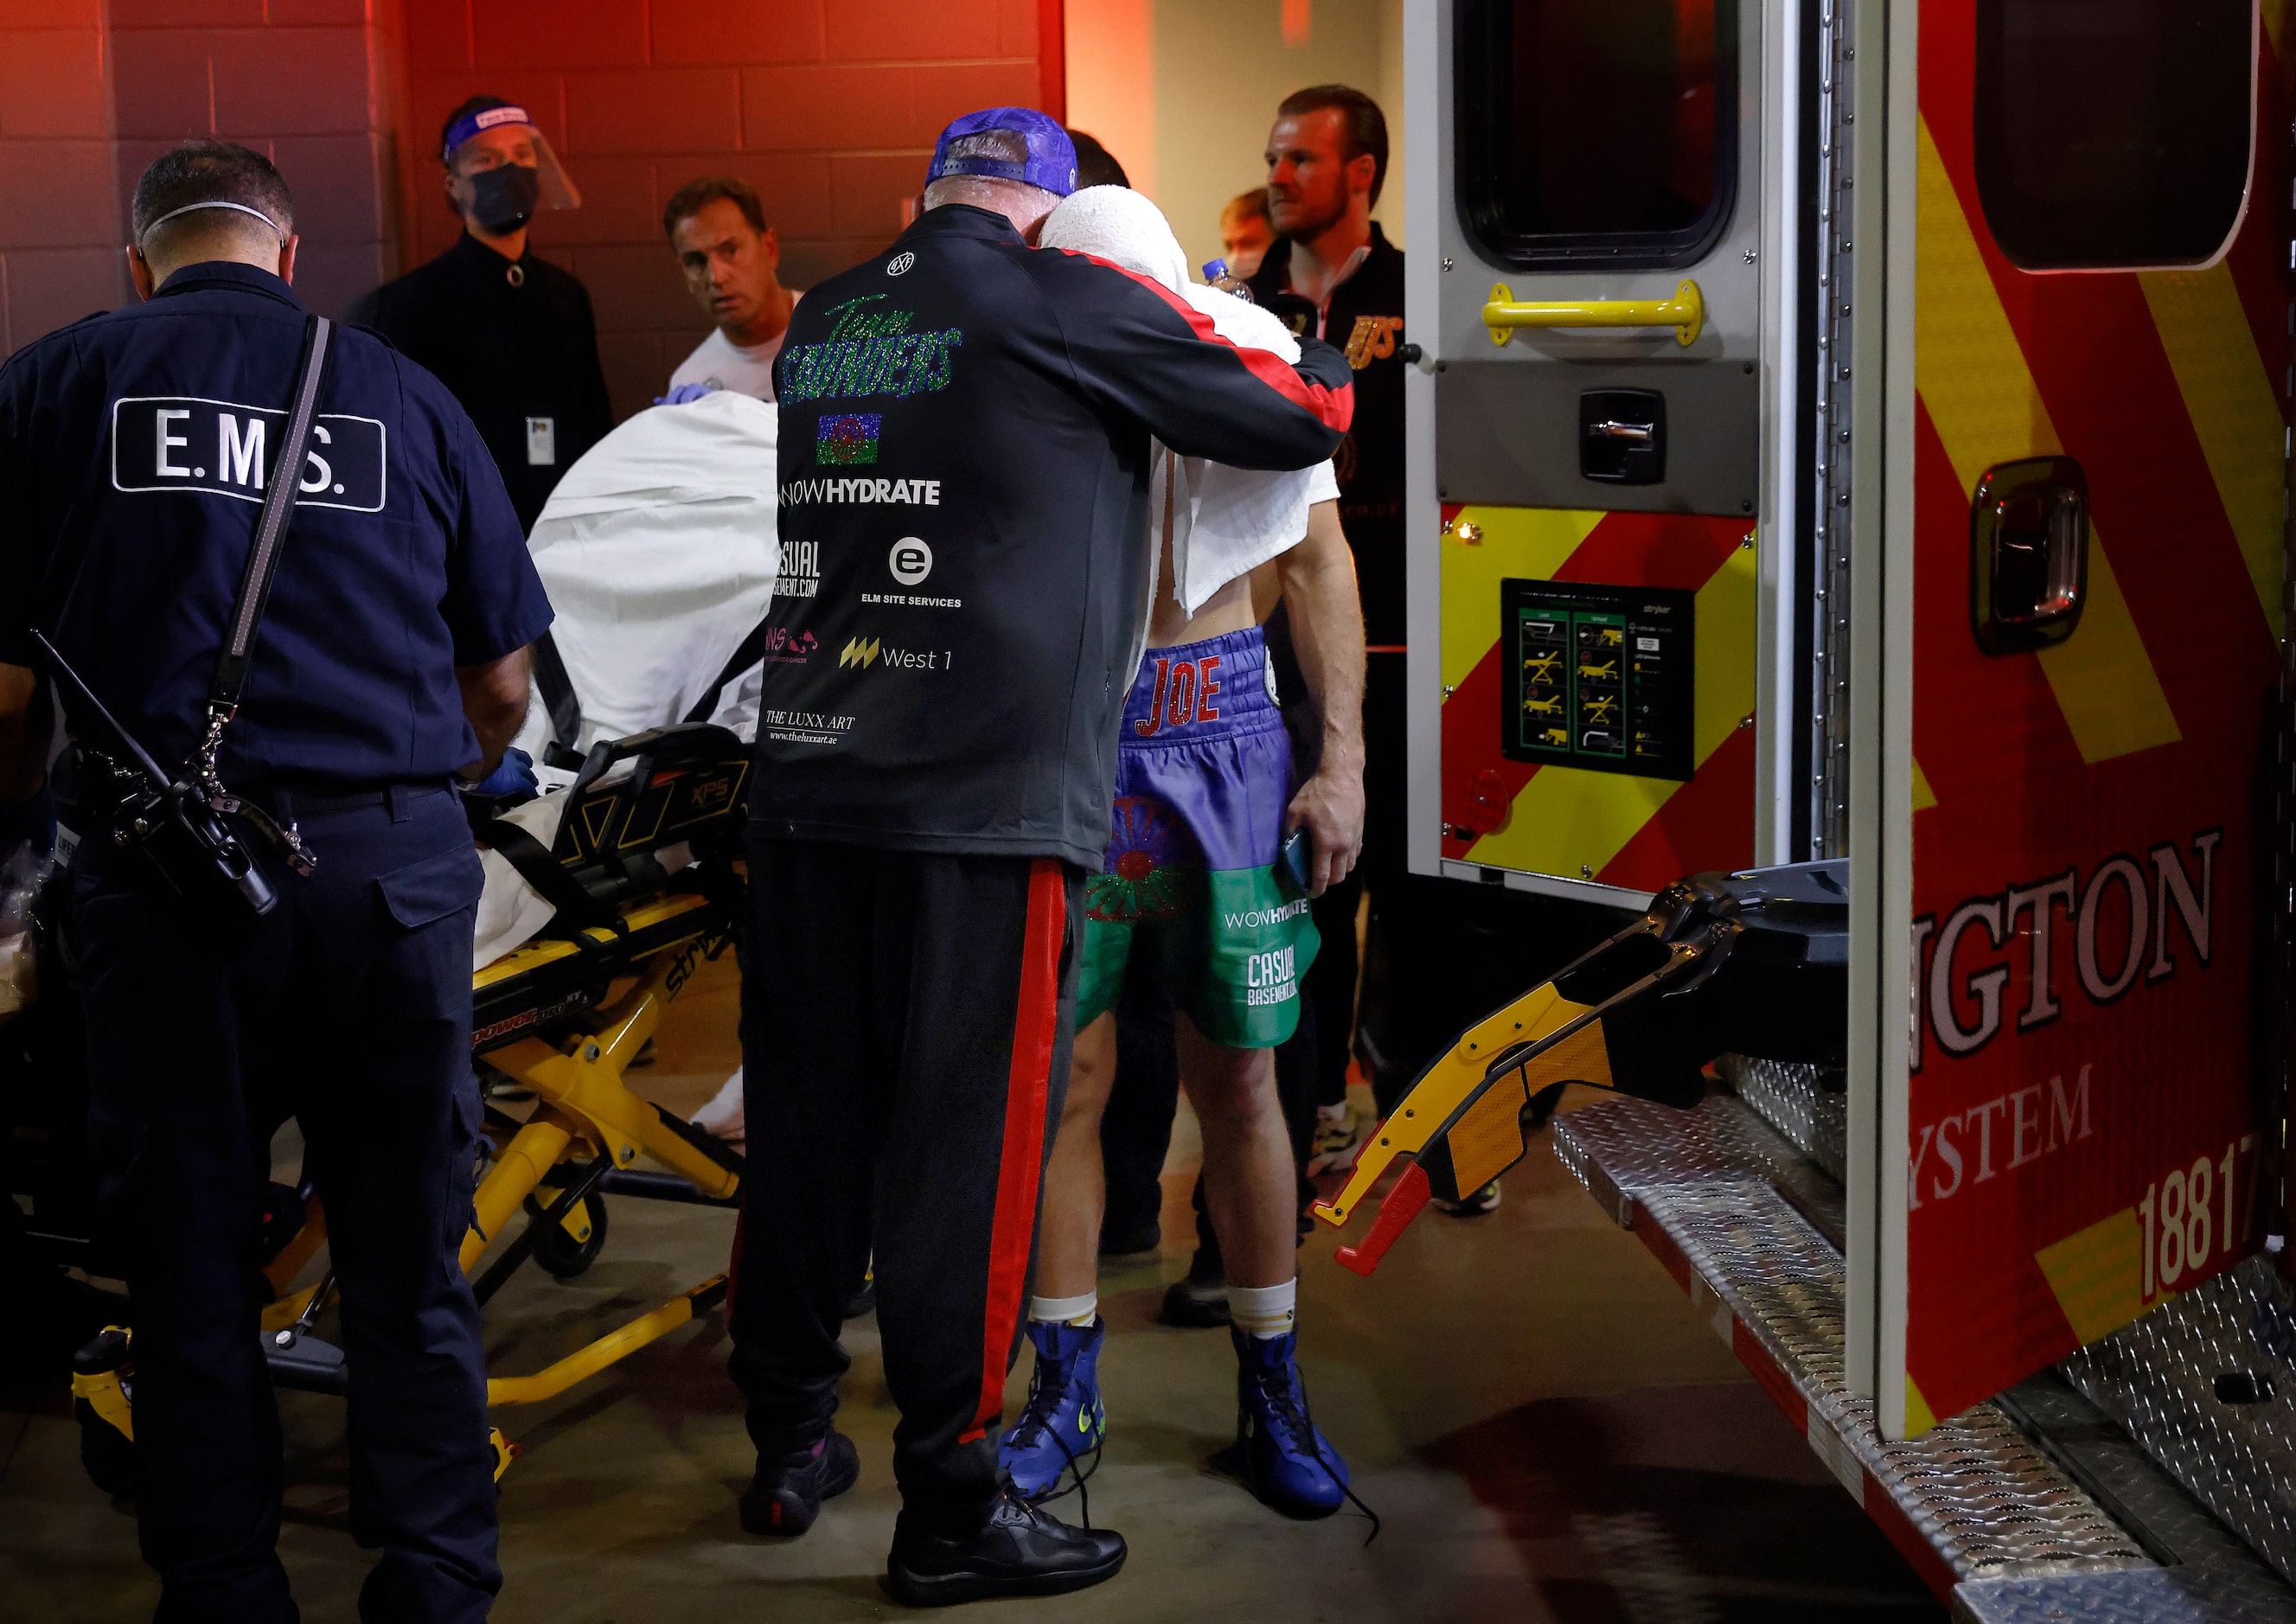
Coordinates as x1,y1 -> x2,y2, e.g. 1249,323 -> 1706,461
727,110 -> 1351,1605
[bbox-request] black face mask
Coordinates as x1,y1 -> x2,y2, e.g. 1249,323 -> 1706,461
468,163 -> 540,234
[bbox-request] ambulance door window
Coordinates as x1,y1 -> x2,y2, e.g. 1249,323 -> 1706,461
1974,0 -> 2253,270
1455,0 -> 1736,271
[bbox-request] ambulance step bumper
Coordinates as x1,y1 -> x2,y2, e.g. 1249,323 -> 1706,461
1552,1092 -> 2296,1621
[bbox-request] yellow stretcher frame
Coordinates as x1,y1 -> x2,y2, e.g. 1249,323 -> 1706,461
74,888 -> 742,1482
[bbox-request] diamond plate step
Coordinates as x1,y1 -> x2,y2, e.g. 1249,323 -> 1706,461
1555,1093 -> 2144,1589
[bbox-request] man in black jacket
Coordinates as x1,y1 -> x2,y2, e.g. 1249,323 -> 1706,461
729,109 -> 1353,1605
347,97 -> 611,534
1248,85 -> 1419,1165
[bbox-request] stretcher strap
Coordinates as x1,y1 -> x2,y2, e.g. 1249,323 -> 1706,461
529,632 -> 583,755
476,815 -> 626,939
680,614 -> 777,729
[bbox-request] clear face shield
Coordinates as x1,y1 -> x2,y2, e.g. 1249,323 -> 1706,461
444,105 -> 581,235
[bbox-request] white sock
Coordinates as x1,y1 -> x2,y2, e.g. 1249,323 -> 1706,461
1029,1291 -> 1097,1327
1230,1279 -> 1297,1339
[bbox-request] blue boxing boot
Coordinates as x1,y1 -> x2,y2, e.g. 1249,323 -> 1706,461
1228,1326 -> 1350,1518
998,1318 -> 1107,1501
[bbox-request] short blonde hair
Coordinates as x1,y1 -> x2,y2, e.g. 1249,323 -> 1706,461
1221,188 -> 1271,227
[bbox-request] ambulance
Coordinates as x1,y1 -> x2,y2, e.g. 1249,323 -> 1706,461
1372,0 -> 2296,1608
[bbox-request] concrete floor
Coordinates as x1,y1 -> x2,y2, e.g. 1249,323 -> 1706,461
2,954 -> 1944,1621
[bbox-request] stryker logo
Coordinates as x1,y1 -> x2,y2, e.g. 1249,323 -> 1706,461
780,476 -> 941,506
112,396 -> 387,511
1225,898 -> 1309,930
779,539 -> 821,599
841,636 -> 880,668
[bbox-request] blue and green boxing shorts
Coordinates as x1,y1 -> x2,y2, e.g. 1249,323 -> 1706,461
1077,625 -> 1319,1049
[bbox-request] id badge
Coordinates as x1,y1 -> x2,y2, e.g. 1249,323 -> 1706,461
525,416 -> 556,466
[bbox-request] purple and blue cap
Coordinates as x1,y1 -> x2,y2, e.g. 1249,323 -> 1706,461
927,108 -> 1078,197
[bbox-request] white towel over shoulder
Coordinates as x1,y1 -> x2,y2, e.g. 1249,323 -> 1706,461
1039,187 -> 1337,618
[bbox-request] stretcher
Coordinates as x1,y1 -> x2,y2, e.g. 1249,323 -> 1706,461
29,721 -> 755,1493
1313,860 -> 1848,1273
21,398 -> 785,1493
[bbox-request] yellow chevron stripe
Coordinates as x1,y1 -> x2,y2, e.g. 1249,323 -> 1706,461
2034,1205 -> 2150,1347
1911,757 -> 1937,812
2267,0 -> 2287,56
1439,506 -> 1607,692
1915,119 -> 2183,764
1463,540 -> 1757,877
2139,268 -> 2284,636
1903,1376 -> 1938,1440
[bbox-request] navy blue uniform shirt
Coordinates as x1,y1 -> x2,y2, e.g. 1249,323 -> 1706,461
0,260 -> 554,788
753,204 -> 1353,870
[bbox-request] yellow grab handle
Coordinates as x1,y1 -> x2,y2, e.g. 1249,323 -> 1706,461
1483,279 -> 1704,348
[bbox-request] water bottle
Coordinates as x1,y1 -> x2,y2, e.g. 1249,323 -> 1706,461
1202,257 -> 1255,303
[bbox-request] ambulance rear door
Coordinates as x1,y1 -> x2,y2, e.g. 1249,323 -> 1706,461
1851,0 -> 2288,1438
1405,0 -> 1798,902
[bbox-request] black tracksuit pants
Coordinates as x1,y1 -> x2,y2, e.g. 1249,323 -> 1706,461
74,785 -> 498,1624
729,838 -> 1081,1520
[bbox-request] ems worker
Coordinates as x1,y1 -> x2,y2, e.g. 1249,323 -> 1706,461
0,141 -> 552,1622
732,109 -> 1352,1604
348,96 -> 611,534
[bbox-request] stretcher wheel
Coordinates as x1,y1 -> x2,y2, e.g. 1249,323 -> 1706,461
528,1191 -> 609,1280
75,1398 -> 134,1499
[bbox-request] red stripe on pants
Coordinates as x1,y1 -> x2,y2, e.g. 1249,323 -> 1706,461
962,857 -> 1067,1443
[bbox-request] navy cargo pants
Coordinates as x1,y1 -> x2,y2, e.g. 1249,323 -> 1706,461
73,784 -> 499,1624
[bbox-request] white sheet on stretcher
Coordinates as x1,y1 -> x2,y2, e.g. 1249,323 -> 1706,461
479,393 -> 779,970
511,390 -> 781,759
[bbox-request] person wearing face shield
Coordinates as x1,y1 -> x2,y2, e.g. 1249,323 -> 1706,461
346,96 -> 613,534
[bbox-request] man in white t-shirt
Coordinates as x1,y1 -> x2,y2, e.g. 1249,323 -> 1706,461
664,177 -> 801,400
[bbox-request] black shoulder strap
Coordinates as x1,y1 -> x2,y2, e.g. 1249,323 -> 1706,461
208,315 -> 332,716
680,614 -> 777,729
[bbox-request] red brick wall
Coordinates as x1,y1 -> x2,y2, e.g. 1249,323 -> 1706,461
397,0 -> 1065,420
105,0 -> 408,324
0,0 -> 125,354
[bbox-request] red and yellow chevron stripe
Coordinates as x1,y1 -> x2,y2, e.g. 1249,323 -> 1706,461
1437,505 -> 1757,892
1901,0 -> 2286,1432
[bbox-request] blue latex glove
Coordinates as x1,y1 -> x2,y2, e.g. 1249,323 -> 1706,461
0,783 -> 55,862
654,382 -> 717,406
469,747 -> 536,802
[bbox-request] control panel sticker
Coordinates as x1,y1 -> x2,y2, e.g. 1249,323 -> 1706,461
1500,579 -> 1695,782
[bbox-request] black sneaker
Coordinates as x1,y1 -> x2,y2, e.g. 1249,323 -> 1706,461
739,1430 -> 859,1537
1159,1250 -> 1231,1328
885,1486 -> 1126,1606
